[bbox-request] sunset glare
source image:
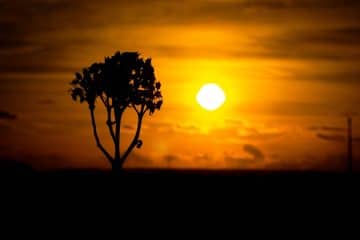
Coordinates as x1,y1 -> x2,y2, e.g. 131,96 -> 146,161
196,83 -> 226,111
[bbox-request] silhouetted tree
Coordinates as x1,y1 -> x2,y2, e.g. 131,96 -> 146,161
70,52 -> 163,172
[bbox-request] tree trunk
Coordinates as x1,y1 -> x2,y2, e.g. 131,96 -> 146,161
119,113 -> 143,167
111,158 -> 123,175
114,107 -> 123,170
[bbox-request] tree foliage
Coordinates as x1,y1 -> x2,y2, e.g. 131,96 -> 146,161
70,51 -> 162,112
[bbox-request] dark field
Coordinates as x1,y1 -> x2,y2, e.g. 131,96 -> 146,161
1,160 -> 358,206
0,159 -> 356,187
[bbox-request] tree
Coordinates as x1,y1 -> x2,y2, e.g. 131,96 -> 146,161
69,51 -> 163,172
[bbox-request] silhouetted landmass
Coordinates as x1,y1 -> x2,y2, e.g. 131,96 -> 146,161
0,163 -> 356,178
1,159 -> 357,199
0,159 -> 34,175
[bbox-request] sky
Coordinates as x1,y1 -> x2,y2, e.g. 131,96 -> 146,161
0,0 -> 359,171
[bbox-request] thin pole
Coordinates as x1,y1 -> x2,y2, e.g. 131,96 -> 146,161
347,117 -> 352,173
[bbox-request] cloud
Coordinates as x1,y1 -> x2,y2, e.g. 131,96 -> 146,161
225,144 -> 264,166
309,121 -> 360,143
164,154 -> 179,163
243,144 -> 265,161
0,110 -> 16,120
293,70 -> 360,84
310,121 -> 360,143
212,124 -> 284,143
123,124 -> 134,129
236,101 -> 350,116
260,26 -> 360,51
193,153 -> 212,163
161,153 -> 217,168
199,0 -> 360,9
124,153 -> 154,168
152,25 -> 360,85
0,0 -> 359,81
153,119 -> 284,142
308,125 -> 346,132
301,27 -> 360,46
120,124 -> 137,134
316,133 -> 346,142
151,121 -> 201,135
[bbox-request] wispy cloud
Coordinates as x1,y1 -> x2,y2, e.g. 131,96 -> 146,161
316,133 -> 346,142
151,121 -> 201,135
225,144 -> 265,166
213,125 -> 284,143
308,125 -> 346,132
0,0 -> 359,77
0,110 -> 16,120
124,153 -> 155,168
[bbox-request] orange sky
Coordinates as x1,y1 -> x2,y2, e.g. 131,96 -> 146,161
0,0 -> 359,171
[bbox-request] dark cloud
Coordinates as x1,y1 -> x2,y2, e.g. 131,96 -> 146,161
124,153 -> 154,168
317,133 -> 346,142
225,144 -> 264,166
309,125 -> 346,132
154,44 -> 359,61
293,70 -> 360,84
260,26 -> 360,50
123,124 -> 135,130
316,135 -> 360,143
163,154 -> 182,167
200,0 -> 360,9
0,0 -> 359,78
180,0 -> 360,27
237,101 -> 350,116
0,62 -> 78,74
243,144 -> 265,161
0,110 -> 16,120
154,47 -> 360,86
164,154 -> 179,163
151,121 -> 201,134
302,27 -> 360,46
212,124 -> 284,142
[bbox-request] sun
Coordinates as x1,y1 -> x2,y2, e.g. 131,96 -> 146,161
196,83 -> 226,111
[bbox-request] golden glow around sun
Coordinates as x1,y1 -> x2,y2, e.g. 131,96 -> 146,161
196,83 -> 226,111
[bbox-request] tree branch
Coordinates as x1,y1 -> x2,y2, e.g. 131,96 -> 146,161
90,108 -> 113,164
132,104 -> 139,115
120,106 -> 144,164
100,94 -> 108,107
106,98 -> 116,143
114,106 -> 124,161
143,105 -> 149,115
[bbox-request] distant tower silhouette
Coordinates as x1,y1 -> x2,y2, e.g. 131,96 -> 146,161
347,116 -> 352,173
344,112 -> 357,173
